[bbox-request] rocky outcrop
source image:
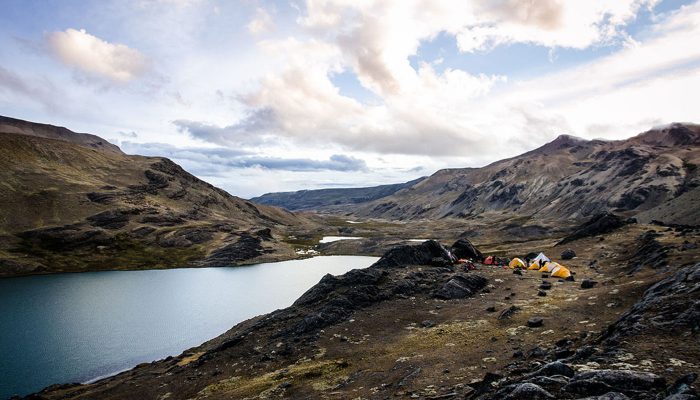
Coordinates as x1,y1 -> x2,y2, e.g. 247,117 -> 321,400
450,238 -> 484,261
558,213 -> 629,245
603,262 -> 700,342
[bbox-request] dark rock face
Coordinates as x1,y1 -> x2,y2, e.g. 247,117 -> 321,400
450,238 -> 484,261
500,382 -> 555,399
626,231 -> 669,274
87,209 -> 138,230
603,263 -> 700,341
374,240 -> 454,268
558,213 -> 628,245
561,249 -> 576,260
201,234 -> 266,267
564,370 -> 666,396
433,274 -> 488,299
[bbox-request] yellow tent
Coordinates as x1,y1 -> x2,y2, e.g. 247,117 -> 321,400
551,265 -> 572,279
528,261 -> 541,270
539,262 -> 558,272
509,258 -> 526,269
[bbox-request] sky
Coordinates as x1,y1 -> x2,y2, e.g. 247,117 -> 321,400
1,0 -> 699,198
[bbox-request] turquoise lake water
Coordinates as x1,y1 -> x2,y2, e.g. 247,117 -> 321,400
0,256 -> 379,399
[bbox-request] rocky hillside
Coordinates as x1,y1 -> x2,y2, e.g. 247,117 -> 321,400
28,222 -> 700,399
254,124 -> 700,226
0,116 -> 320,277
250,177 -> 425,211
357,124 -> 700,225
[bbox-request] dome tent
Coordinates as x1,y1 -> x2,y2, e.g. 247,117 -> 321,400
509,258 -> 526,269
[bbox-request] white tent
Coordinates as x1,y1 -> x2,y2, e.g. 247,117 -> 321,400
532,252 -> 550,263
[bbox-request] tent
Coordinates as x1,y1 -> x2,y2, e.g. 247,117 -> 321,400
551,265 -> 572,279
528,261 -> 541,270
532,252 -> 550,264
509,258 -> 526,269
539,261 -> 559,272
484,256 -> 494,265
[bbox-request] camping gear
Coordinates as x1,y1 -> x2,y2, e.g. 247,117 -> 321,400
539,262 -> 558,273
528,261 -> 541,270
551,265 -> 572,279
484,256 -> 494,265
509,258 -> 526,269
532,252 -> 550,264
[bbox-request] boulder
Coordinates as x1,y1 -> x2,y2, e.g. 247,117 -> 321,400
433,274 -> 488,299
577,393 -> 630,400
498,305 -> 520,320
581,279 -> 598,289
374,240 -> 454,268
501,383 -> 555,399
450,238 -> 483,261
528,317 -> 544,328
565,370 -> 665,396
528,361 -> 575,378
561,249 -> 576,260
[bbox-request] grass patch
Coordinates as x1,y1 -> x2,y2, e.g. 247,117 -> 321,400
13,233 -> 205,272
194,359 -> 349,399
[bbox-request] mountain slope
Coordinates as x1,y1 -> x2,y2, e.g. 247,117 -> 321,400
0,116 -> 319,277
259,124 -> 699,225
250,177 -> 426,211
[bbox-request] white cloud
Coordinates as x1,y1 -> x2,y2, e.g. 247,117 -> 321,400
247,7 -> 274,34
46,28 -> 149,83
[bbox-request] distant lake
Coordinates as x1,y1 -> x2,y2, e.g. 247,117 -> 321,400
0,256 -> 379,399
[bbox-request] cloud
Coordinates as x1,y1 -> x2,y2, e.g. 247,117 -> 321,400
0,66 -> 60,110
173,108 -> 278,146
121,141 -> 367,172
46,28 -> 150,83
248,7 -> 274,34
118,130 -> 138,138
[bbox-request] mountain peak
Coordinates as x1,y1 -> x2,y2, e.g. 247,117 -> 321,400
635,122 -> 700,147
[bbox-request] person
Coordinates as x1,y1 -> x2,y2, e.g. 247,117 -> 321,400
539,259 -> 544,268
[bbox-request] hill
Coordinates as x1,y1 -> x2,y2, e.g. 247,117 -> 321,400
0,116 -> 319,277
250,177 -> 425,211
254,124 -> 700,226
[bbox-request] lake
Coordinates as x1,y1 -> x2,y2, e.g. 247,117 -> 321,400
0,256 -> 379,399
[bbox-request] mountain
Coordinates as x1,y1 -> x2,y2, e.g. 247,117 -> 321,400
255,123 -> 700,226
250,177 -> 426,211
0,116 -> 318,277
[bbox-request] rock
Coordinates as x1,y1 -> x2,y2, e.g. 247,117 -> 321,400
421,320 -> 436,328
433,274 -> 489,299
498,305 -> 521,320
528,361 -> 575,378
538,290 -> 547,297
375,240 -> 454,268
577,393 -> 630,400
626,231 -> 670,274
540,282 -> 553,290
561,249 -> 576,260
602,263 -> 700,341
486,305 -> 497,312
566,370 -> 666,395
558,213 -> 628,245
86,209 -> 136,229
501,382 -> 555,399
201,234 -> 265,266
450,238 -> 483,261
581,279 -> 598,289
667,373 -> 698,397
527,317 -> 544,328
514,269 -> 523,275
527,347 -> 547,359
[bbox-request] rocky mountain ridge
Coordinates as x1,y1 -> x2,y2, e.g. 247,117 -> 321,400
0,116 -> 320,277
253,124 -> 700,226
